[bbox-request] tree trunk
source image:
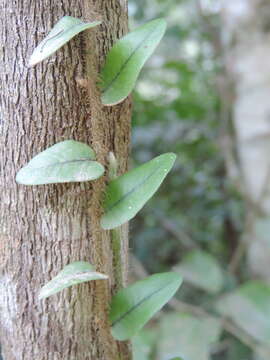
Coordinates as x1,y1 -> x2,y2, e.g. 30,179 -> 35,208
0,1 -> 132,359
221,0 -> 270,280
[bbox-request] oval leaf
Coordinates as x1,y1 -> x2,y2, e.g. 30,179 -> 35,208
29,16 -> 101,66
216,281 -> 270,345
39,261 -> 108,299
174,250 -> 224,294
100,18 -> 167,105
109,272 -> 182,340
101,153 -> 176,229
157,313 -> 221,360
16,140 -> 104,185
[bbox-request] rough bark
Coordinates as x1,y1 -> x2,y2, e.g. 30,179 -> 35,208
0,1 -> 132,359
221,0 -> 270,280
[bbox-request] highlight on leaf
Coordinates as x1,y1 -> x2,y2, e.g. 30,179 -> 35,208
39,261 -> 108,300
29,16 -> 101,66
109,272 -> 182,341
100,18 -> 167,106
16,140 -> 105,185
100,153 -> 176,230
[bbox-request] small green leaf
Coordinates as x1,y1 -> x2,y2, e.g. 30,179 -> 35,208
216,281 -> 270,345
174,250 -> 224,294
16,140 -> 104,185
39,261 -> 108,299
100,18 -> 166,105
29,16 -> 101,66
101,153 -> 176,230
109,272 -> 182,341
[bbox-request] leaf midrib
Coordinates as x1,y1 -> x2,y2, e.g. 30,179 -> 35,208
102,24 -> 160,95
105,161 -> 164,213
111,281 -> 172,327
26,158 -> 95,171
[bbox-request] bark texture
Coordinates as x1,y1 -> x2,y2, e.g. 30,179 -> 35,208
221,0 -> 270,280
0,1 -> 132,359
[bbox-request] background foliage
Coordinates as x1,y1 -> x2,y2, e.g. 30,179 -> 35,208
128,1 -> 270,359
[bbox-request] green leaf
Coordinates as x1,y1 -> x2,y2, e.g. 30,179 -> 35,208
157,313 -> 221,360
132,329 -> 158,360
39,261 -> 108,299
16,140 -> 104,185
100,18 -> 167,105
101,153 -> 176,229
174,250 -> 224,294
216,281 -> 270,345
109,272 -> 182,341
29,16 -> 101,66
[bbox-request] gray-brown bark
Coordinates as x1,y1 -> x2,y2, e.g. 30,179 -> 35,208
0,1 -> 132,359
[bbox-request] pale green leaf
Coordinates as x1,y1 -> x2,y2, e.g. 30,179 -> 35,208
216,281 -> 270,345
101,153 -> 176,229
110,272 -> 182,341
255,345 -> 270,360
39,261 -> 108,299
132,329 -> 158,360
16,140 -> 104,185
100,18 -> 166,105
29,16 -> 101,66
174,250 -> 224,294
157,313 -> 221,360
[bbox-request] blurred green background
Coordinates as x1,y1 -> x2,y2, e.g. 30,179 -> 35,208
128,1 -> 270,359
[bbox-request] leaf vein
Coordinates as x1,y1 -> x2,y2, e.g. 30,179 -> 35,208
111,282 -> 171,327
106,162 -> 163,213
28,158 -> 94,170
101,26 -> 159,94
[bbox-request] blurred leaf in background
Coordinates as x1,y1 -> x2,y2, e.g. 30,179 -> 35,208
132,328 -> 158,360
216,282 -> 270,346
174,250 -> 224,293
129,0 -> 244,275
157,313 -> 221,360
127,1 -> 270,360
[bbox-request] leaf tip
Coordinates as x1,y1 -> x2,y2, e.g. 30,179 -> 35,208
167,152 -> 177,162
